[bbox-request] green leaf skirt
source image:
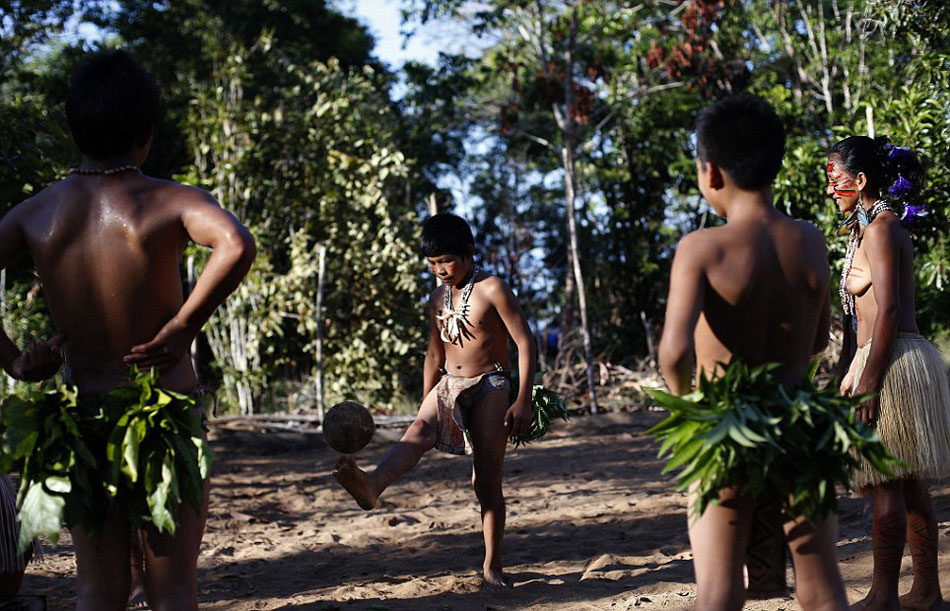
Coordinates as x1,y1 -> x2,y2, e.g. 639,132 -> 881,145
0,369 -> 212,551
647,361 -> 901,522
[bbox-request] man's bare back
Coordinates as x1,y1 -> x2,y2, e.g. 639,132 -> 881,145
690,209 -> 831,384
0,49 -> 257,611
0,171 -> 252,394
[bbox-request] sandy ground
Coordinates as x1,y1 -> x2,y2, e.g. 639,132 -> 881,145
18,410 -> 950,610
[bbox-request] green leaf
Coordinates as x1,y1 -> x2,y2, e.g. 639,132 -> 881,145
43,475 -> 71,494
147,456 -> 177,535
18,480 -> 66,551
663,437 -> 706,472
122,417 -> 147,482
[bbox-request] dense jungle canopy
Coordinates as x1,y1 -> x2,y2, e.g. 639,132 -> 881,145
1,0 -> 948,413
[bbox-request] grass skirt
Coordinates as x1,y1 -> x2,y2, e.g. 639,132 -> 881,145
0,475 -> 29,573
849,333 -> 950,488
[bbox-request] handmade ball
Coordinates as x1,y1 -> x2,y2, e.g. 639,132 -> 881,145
323,401 -> 375,454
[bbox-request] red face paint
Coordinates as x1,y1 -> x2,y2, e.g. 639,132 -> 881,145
826,160 -> 858,197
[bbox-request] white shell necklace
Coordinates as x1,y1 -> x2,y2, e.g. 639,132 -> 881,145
437,266 -> 479,344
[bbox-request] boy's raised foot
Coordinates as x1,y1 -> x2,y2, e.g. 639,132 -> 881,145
899,591 -> 947,611
333,456 -> 379,510
482,567 -> 510,590
850,589 -> 900,611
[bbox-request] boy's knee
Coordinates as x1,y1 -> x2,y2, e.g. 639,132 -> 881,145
76,584 -> 130,611
795,585 -> 847,611
471,475 -> 503,502
695,583 -> 744,611
148,593 -> 197,611
403,418 -> 438,447
146,575 -> 198,611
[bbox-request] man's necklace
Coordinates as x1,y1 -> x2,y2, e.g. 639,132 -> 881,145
840,200 -> 893,315
70,165 -> 141,176
437,267 -> 479,344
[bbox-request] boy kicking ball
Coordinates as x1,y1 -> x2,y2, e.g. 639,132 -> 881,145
334,213 -> 536,588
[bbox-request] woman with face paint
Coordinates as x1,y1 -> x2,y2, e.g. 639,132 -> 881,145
828,136 -> 950,610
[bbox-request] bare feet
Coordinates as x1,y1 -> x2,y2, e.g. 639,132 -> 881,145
129,529 -> 148,609
333,456 -> 378,510
899,590 -> 946,611
127,583 -> 149,609
851,589 -> 900,611
482,567 -> 510,590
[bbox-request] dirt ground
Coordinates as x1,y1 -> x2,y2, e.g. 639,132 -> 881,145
19,410 -> 950,610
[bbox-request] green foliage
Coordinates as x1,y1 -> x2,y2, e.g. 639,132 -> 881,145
178,42 -> 426,412
647,361 -> 901,522
4,0 -> 950,412
0,369 -> 211,550
513,382 -> 570,448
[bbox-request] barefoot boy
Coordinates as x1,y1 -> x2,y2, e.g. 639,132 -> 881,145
334,212 -> 536,588
657,94 -> 846,611
0,50 -> 255,610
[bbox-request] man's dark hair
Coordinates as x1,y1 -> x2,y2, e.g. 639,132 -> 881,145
66,50 -> 160,160
695,94 -> 785,190
421,213 -> 475,258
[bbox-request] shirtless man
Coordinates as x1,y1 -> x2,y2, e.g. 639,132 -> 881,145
334,212 -> 536,588
0,50 -> 255,611
657,94 -> 847,611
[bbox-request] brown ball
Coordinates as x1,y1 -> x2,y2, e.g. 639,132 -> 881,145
323,401 -> 375,454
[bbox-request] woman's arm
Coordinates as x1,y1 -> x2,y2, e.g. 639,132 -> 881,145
852,221 -> 901,423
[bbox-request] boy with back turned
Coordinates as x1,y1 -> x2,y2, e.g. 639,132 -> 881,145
657,94 -> 847,610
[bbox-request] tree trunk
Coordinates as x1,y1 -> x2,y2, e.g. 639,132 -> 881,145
562,143 -> 598,410
0,269 -> 10,393
559,3 -> 598,410
315,244 -> 327,420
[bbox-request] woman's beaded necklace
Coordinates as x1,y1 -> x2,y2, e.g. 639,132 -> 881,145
840,200 -> 893,316
437,266 -> 479,344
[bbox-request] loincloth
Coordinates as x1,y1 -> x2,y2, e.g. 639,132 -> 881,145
434,370 -> 511,455
848,332 -> 950,488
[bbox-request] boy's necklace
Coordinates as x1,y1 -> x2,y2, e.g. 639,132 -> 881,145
437,266 -> 479,344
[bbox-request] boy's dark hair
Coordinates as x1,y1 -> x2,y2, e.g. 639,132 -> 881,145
421,213 -> 475,258
66,50 -> 160,160
696,94 -> 785,190
831,136 -> 925,204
